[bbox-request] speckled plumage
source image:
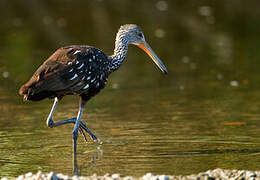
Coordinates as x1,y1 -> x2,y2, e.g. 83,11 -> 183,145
19,45 -> 110,101
19,24 -> 147,102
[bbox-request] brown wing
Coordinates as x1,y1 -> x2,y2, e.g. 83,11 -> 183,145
19,45 -> 109,101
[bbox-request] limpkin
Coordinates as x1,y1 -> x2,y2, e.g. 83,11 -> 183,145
19,24 -> 168,155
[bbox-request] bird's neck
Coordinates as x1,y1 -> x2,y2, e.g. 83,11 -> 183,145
108,34 -> 129,73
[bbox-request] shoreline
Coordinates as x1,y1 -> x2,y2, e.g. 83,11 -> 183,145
3,168 -> 260,180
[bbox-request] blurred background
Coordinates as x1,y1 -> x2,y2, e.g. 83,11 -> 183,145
0,0 -> 260,178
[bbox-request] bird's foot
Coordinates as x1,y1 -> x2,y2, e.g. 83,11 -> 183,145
46,117 -> 98,142
79,126 -> 88,142
79,120 -> 99,142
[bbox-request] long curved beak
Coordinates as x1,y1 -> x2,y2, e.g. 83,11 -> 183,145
137,41 -> 168,74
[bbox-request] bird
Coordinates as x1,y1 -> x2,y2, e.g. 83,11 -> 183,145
19,24 -> 168,156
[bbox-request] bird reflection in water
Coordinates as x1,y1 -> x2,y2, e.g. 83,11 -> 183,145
73,145 -> 103,176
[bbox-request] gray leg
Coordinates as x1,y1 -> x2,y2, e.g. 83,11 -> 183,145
73,152 -> 79,176
46,97 -> 59,127
72,98 -> 86,157
46,97 -> 98,141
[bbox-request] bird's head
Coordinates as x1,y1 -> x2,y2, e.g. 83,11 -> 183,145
117,24 -> 168,74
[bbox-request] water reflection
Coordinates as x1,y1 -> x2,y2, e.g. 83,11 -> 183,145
75,145 -> 103,176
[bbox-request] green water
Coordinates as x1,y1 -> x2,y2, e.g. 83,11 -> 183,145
1,0 -> 260,178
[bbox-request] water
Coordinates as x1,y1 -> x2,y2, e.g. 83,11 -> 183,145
1,0 -> 260,178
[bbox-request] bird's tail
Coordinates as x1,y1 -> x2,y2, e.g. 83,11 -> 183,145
19,83 -> 51,101
19,84 -> 32,101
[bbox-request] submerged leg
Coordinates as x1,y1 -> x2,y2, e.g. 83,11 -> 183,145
72,98 -> 86,157
46,97 -> 98,141
73,152 -> 79,176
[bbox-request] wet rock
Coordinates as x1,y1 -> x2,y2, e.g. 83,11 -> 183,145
35,171 -> 43,180
158,175 -> 169,180
6,169 -> 260,180
123,176 -> 133,180
25,173 -> 32,178
112,174 -> 120,179
16,175 -> 24,180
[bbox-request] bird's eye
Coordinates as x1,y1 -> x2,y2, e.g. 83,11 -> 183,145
138,33 -> 143,38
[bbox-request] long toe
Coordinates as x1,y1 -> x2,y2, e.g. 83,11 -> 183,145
79,126 -> 88,142
79,121 -> 98,141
